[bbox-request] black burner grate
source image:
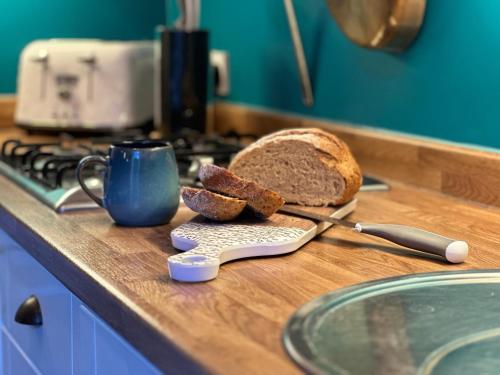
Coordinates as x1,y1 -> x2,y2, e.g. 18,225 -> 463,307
0,131 -> 250,191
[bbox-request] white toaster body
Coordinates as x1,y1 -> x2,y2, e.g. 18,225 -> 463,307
15,39 -> 154,132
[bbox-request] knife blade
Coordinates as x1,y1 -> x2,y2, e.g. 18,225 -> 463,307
279,205 -> 469,264
279,205 -> 356,228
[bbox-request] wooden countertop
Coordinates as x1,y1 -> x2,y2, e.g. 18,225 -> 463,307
1,127 -> 500,374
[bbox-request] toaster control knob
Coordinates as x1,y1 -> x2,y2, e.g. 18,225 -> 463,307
78,54 -> 96,65
58,90 -> 72,101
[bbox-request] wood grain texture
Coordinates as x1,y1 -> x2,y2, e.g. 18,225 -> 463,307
3,172 -> 500,375
0,96 -> 16,128
214,102 -> 500,208
0,117 -> 500,373
0,126 -> 500,373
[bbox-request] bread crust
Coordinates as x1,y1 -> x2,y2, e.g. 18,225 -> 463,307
199,165 -> 285,218
228,128 -> 362,205
181,187 -> 246,221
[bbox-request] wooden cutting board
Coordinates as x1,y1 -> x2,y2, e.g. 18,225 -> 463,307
168,200 -> 357,282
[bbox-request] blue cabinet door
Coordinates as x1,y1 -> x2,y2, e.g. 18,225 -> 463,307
73,301 -> 97,375
1,328 -> 41,375
94,317 -> 163,375
72,297 -> 163,375
0,232 -> 8,325
0,228 -> 72,374
1,230 -> 72,375
0,326 -> 3,375
0,228 -> 163,375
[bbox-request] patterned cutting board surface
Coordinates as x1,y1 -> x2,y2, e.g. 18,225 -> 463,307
168,200 -> 357,282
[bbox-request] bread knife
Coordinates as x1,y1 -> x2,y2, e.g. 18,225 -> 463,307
279,205 -> 469,263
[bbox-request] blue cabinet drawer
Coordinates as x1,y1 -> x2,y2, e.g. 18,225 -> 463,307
0,230 -> 72,375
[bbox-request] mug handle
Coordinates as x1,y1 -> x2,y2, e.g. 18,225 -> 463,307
76,155 -> 107,208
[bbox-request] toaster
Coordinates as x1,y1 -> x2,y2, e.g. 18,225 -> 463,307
15,39 -> 154,133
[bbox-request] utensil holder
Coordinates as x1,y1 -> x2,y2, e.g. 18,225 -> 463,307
160,29 -> 209,135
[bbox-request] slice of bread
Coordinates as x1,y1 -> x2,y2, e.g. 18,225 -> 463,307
228,128 -> 362,206
181,187 -> 246,221
199,164 -> 285,218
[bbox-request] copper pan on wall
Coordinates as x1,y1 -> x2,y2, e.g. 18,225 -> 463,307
326,0 -> 426,51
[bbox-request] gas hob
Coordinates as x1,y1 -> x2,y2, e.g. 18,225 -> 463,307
0,131 -> 250,212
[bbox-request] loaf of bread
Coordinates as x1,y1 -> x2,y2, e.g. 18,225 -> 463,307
228,128 -> 362,206
199,164 -> 285,218
181,187 -> 246,221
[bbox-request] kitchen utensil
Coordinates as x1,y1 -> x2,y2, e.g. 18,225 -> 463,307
326,0 -> 426,51
76,141 -> 180,226
279,205 -> 468,263
185,0 -> 200,31
175,0 -> 187,29
192,0 -> 201,30
16,39 -> 154,133
175,0 -> 200,31
359,175 -> 390,192
160,29 -> 209,134
168,200 -> 357,282
284,270 -> 500,374
284,0 -> 314,107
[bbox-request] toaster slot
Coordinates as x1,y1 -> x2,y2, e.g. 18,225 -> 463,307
30,49 -> 49,100
78,54 -> 96,101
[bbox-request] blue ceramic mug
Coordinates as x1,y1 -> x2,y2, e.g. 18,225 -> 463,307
76,140 -> 180,226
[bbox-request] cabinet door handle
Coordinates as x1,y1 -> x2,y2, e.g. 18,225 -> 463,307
15,295 -> 43,326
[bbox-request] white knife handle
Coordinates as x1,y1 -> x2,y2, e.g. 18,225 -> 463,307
355,223 -> 469,263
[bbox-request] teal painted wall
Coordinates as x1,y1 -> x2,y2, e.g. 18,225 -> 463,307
0,0 -> 164,93
2,1 -> 500,148
201,0 -> 500,148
